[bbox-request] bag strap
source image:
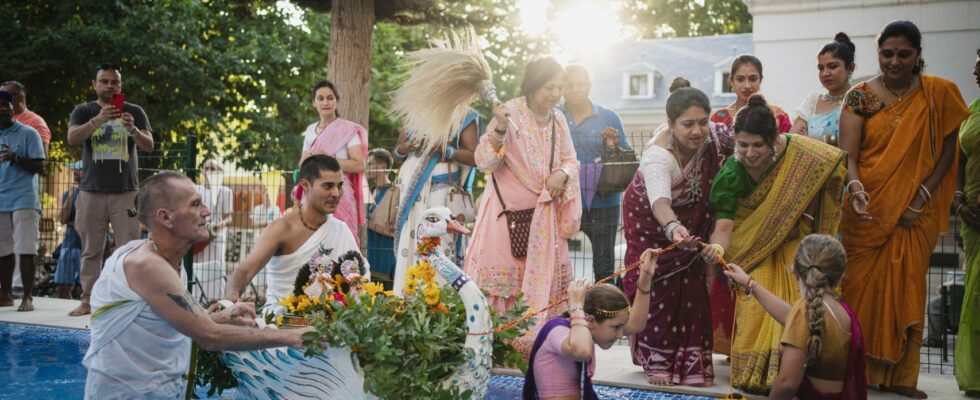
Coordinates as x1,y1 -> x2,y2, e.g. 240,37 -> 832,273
549,114 -> 557,170
495,112 -> 558,217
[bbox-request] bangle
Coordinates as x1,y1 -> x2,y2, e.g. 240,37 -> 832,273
846,180 -> 864,194
444,146 -> 457,161
393,146 -> 407,160
745,278 -> 756,298
88,119 -> 97,130
801,212 -> 815,224
568,306 -> 584,315
850,191 -> 869,202
906,205 -> 923,213
918,184 -> 932,202
493,126 -> 507,135
636,282 -> 652,295
955,191 -> 966,199
571,321 -> 590,329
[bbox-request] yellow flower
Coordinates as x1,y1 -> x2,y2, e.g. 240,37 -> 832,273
423,284 -> 440,306
405,266 -> 419,281
383,290 -> 395,297
404,279 -> 419,296
416,261 -> 436,281
363,281 -> 385,297
295,294 -> 312,313
275,315 -> 284,326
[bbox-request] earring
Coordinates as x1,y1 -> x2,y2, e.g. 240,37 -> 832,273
734,152 -> 740,162
771,145 -> 778,162
668,130 -> 675,149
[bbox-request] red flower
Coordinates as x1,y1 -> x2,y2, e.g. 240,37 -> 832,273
776,113 -> 792,133
333,292 -> 347,305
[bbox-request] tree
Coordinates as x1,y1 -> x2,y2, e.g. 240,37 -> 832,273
0,0 -> 430,170
618,0 -> 752,38
289,0 -> 514,133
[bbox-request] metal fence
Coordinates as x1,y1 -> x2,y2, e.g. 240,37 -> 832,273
27,131 -> 965,375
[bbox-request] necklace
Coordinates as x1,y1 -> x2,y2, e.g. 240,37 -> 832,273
148,239 -> 181,271
880,75 -> 912,128
820,93 -> 846,105
881,75 -> 913,102
298,207 -> 325,231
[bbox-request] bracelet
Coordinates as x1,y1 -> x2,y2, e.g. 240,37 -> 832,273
568,306 -> 584,315
444,145 -> 457,161
850,191 -> 869,202
846,180 -> 864,194
745,278 -> 756,298
636,282 -> 653,295
955,191 -> 966,199
663,220 -> 680,241
88,119 -> 97,130
392,146 -> 407,160
493,126 -> 507,135
917,185 -> 932,202
571,321 -> 590,329
906,205 -> 923,213
128,126 -> 140,138
801,212 -> 815,224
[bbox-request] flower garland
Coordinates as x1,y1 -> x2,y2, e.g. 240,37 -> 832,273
416,236 -> 441,256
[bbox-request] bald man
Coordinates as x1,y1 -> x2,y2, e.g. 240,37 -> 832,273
83,172 -> 310,400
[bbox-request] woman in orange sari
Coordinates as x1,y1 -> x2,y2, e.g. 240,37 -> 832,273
839,21 -> 970,399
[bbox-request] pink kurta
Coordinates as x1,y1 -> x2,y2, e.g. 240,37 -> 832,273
305,118 -> 368,245
464,97 -> 581,356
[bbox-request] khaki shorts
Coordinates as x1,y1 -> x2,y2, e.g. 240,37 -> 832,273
0,209 -> 40,257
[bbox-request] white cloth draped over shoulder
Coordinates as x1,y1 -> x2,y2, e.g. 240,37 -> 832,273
83,240 -> 192,400
262,215 -> 365,315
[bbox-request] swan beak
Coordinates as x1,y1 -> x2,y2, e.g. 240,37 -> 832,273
446,219 -> 471,235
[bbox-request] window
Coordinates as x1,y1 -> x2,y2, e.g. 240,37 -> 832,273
622,70 -> 655,99
629,74 -> 649,97
715,69 -> 734,96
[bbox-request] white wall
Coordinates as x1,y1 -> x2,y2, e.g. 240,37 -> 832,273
746,0 -> 980,114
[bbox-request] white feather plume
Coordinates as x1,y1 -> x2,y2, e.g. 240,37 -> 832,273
390,27 -> 492,157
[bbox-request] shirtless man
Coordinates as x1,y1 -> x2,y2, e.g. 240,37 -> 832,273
224,155 -> 364,313
83,171 -> 310,400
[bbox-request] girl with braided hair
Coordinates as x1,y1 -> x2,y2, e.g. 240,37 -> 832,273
724,234 -> 867,400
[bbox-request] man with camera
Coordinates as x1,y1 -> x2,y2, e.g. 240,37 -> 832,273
66,63 -> 154,316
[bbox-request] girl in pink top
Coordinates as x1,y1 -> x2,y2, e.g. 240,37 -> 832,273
523,248 -> 659,400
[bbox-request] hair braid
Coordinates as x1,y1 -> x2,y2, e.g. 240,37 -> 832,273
802,265 -> 828,364
793,234 -> 847,365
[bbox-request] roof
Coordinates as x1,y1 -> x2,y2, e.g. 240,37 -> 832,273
576,33 -> 754,111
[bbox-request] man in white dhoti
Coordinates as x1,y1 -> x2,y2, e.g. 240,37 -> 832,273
83,172 -> 310,400
223,155 -> 365,315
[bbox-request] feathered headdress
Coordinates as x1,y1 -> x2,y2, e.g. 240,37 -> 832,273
390,27 -> 496,157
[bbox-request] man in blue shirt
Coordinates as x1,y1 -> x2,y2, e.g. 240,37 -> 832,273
560,65 -> 631,282
0,90 -> 46,312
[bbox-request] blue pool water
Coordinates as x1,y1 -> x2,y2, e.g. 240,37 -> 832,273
0,322 -> 711,399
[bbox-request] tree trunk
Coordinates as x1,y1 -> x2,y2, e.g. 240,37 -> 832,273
327,0 -> 375,131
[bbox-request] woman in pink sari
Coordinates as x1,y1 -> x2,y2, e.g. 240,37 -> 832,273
300,80 -> 367,243
464,58 -> 581,357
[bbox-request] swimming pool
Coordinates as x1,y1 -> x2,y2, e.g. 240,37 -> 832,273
0,322 -> 711,399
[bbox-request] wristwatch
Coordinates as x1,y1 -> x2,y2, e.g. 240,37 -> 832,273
128,126 -> 141,137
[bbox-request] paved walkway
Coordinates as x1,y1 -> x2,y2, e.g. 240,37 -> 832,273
3,297 -> 969,399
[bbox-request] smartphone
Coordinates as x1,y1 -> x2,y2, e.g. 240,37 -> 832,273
111,93 -> 124,112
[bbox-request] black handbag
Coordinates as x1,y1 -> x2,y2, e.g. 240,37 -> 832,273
492,116 -> 557,259
596,145 -> 639,197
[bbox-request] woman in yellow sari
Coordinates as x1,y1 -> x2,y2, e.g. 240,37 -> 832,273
839,21 -> 970,399
703,94 -> 845,394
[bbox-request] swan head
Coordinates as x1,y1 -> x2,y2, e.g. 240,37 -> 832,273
417,207 -> 470,239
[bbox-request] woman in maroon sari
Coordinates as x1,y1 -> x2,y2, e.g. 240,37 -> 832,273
621,78 -> 733,386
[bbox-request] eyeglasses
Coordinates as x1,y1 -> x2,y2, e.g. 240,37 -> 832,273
96,63 -> 122,73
